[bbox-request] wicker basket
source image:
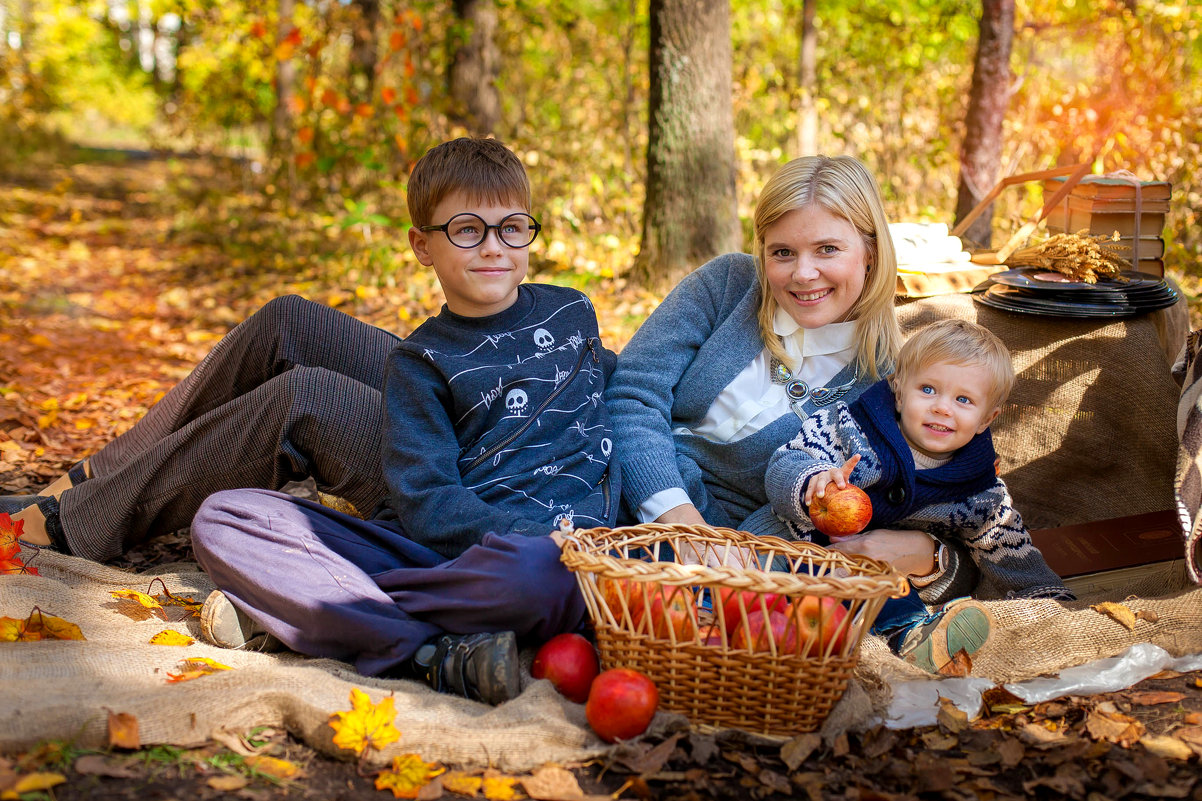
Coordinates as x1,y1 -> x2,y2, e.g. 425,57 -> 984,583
559,523 -> 908,737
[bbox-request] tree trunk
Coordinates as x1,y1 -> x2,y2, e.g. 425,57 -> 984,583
271,0 -> 297,161
953,0 -> 1015,249
349,0 -> 380,106
632,0 -> 740,290
796,0 -> 818,156
449,0 -> 500,135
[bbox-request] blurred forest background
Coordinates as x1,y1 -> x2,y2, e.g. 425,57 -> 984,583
2,0 -> 1201,349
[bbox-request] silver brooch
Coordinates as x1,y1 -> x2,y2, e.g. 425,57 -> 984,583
770,357 -> 860,419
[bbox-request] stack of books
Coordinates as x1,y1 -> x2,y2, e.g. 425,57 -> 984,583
1042,175 -> 1172,277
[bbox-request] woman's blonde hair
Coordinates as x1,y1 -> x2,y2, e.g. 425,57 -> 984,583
892,319 -> 1015,411
753,155 -> 900,380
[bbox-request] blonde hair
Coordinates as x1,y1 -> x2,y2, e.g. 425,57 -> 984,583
753,155 -> 900,380
892,320 -> 1015,410
407,137 -> 531,228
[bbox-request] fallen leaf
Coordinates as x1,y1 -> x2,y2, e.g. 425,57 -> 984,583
110,588 -> 168,620
207,774 -> 249,791
441,770 -> 483,796
936,697 -> 969,733
1085,709 -> 1145,747
73,754 -> 141,778
920,729 -> 958,750
1184,713 -> 1202,725
166,656 -> 233,683
1018,721 -> 1071,747
245,754 -> 301,779
0,608 -> 85,641
149,629 -> 194,646
521,765 -> 584,800
1091,601 -> 1137,630
328,688 -> 401,757
107,711 -> 140,749
1128,691 -> 1186,706
1135,609 -> 1160,624
4,771 -> 66,796
1139,734 -> 1194,761
0,515 -> 37,576
937,648 -> 973,677
481,770 -> 521,800
374,754 -> 444,798
780,732 -> 821,771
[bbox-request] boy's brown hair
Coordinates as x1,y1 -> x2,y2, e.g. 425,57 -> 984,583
891,319 -> 1015,411
406,137 -> 531,228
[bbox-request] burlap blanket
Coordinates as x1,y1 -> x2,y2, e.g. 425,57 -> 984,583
3,293 -> 1200,768
4,542 -> 1200,769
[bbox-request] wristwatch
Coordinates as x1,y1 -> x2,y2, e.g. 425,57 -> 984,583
908,537 -> 947,588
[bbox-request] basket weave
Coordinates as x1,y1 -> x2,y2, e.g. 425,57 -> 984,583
560,523 -> 907,737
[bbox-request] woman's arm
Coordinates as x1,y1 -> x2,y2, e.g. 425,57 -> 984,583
829,529 -> 978,603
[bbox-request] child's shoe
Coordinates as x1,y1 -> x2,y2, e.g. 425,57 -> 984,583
199,589 -> 285,652
408,631 -> 520,706
0,494 -> 69,552
900,598 -> 993,673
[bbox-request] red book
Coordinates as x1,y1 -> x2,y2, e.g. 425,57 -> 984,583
1029,509 -> 1183,578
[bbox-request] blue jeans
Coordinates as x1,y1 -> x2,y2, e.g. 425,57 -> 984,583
871,589 -> 939,653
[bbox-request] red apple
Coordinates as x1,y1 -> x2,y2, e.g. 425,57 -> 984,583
791,595 -> 850,656
639,588 -> 699,641
585,668 -> 659,743
732,608 -> 796,653
808,483 -> 873,539
531,632 -> 600,703
601,578 -> 645,627
715,587 -> 787,636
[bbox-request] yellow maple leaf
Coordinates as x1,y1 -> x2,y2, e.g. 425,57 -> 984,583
111,589 -> 168,620
149,629 -> 195,646
482,771 -> 521,801
0,608 -> 85,642
442,770 -> 484,796
165,656 -> 232,683
374,753 -> 444,798
328,688 -> 401,757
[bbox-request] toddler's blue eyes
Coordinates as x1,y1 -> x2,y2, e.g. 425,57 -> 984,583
920,386 -> 934,395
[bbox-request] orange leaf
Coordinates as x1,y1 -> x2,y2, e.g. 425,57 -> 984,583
320,88 -> 339,107
481,770 -> 520,800
166,656 -> 232,683
328,688 -> 401,757
249,20 -> 267,39
1128,691 -> 1186,706
0,607 -> 85,641
405,86 -> 419,106
297,126 -> 315,144
287,95 -> 307,114
107,711 -> 140,749
283,27 -> 303,46
374,754 -> 444,798
274,41 -> 296,61
0,512 -> 26,561
381,86 -> 397,105
441,770 -> 482,795
404,56 -> 415,78
244,755 -> 301,779
389,30 -> 406,51
354,103 -> 374,118
295,152 -> 316,169
0,557 -> 38,576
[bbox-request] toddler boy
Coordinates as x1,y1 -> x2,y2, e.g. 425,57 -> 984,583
766,319 -> 1071,670
191,137 -> 618,705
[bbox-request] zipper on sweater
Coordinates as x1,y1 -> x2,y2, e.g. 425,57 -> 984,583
464,337 -> 599,474
600,467 -> 611,520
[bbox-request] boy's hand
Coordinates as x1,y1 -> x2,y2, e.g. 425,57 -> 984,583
803,455 -> 861,505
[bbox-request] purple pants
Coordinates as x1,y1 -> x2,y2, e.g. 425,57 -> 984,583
192,489 -> 587,676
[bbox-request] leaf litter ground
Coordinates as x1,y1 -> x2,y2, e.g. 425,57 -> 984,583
2,152 -> 1202,800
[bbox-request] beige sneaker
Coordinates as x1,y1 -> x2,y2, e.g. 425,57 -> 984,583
901,598 -> 993,673
199,590 -> 285,652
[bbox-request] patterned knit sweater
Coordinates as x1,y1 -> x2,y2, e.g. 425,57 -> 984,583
766,379 -> 1075,600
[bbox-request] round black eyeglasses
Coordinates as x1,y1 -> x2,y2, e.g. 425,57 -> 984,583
419,212 -> 541,249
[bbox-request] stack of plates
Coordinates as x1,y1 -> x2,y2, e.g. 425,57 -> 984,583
972,269 -> 1179,319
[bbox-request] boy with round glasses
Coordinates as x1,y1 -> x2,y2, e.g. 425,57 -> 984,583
185,137 -> 619,705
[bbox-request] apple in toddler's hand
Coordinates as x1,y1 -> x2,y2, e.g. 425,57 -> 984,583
585,668 -> 659,743
531,633 -> 600,703
808,483 -> 873,540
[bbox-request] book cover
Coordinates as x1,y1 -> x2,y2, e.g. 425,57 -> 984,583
1046,208 -> 1167,239
1043,175 -> 1172,202
1029,509 -> 1182,578
1053,193 -> 1171,214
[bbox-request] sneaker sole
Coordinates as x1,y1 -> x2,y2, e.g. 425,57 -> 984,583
909,604 -> 992,673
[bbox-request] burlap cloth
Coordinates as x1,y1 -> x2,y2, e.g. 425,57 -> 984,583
3,293 -> 1199,764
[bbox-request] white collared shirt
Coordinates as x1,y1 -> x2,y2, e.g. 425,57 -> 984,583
638,310 -> 858,522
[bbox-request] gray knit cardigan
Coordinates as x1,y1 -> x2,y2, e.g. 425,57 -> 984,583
606,253 -> 973,603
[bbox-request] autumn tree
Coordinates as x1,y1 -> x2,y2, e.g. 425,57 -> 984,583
348,0 -> 381,107
796,0 -> 818,156
632,0 -> 740,290
449,0 -> 501,135
953,0 -> 1015,248
270,0 -> 298,162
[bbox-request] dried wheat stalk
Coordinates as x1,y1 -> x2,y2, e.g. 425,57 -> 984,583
1004,231 -> 1130,283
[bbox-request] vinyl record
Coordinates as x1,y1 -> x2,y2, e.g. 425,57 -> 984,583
989,268 -> 1163,293
984,285 -> 1135,312
974,286 -> 1139,318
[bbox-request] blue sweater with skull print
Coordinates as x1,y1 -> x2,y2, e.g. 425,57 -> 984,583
375,283 -> 618,559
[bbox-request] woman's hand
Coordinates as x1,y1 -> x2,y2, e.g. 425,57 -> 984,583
655,504 -> 753,568
826,528 -> 936,577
